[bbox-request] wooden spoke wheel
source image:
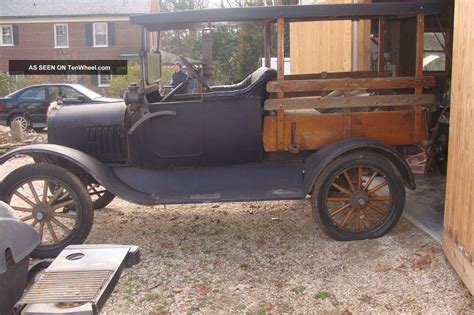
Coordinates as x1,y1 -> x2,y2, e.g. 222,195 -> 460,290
312,151 -> 405,241
87,183 -> 115,210
1,164 -> 93,258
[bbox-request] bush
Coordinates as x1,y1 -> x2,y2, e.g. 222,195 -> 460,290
108,65 -> 141,98
0,72 -> 51,97
108,65 -> 175,98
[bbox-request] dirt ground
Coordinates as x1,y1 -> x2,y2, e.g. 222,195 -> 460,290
1,156 -> 473,314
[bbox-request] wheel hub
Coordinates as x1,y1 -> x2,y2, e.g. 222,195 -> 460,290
32,203 -> 53,222
350,190 -> 369,209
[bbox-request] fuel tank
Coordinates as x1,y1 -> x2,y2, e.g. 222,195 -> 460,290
47,102 -> 128,163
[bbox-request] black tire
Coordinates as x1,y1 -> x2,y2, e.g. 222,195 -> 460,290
311,151 -> 405,241
8,113 -> 31,131
1,163 -> 94,258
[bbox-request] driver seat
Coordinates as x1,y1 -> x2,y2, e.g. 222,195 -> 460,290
206,67 -> 277,98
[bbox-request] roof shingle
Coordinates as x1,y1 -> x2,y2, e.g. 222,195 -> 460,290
0,0 -> 151,18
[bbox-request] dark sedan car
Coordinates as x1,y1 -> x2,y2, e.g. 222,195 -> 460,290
0,84 -> 122,130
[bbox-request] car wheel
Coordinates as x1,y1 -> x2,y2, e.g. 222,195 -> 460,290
0,163 -> 94,258
9,113 -> 30,131
311,151 -> 405,241
87,183 -> 116,210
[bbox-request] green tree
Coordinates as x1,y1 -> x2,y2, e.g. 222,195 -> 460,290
211,26 -> 239,84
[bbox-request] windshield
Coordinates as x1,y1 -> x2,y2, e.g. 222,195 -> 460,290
70,84 -> 102,99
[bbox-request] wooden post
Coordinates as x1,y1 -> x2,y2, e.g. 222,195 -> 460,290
264,23 -> 271,68
377,18 -> 386,77
276,18 -> 285,150
414,13 -> 425,141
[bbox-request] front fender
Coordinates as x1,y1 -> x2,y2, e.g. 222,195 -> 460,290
302,137 -> 416,194
0,144 -> 152,204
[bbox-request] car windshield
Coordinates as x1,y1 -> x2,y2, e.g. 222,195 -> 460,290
71,85 -> 102,99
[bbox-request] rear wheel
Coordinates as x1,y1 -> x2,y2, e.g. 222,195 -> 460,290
87,183 -> 115,209
9,113 -> 30,131
1,163 -> 94,258
311,151 -> 405,241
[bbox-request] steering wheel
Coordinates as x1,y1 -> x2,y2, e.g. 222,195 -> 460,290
179,55 -> 211,91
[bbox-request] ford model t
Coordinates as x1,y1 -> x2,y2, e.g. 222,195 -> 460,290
0,1 -> 440,258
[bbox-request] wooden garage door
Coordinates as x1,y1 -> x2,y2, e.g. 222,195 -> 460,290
443,0 -> 474,294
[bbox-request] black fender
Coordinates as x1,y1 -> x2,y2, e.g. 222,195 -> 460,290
302,137 -> 415,194
0,144 -> 153,205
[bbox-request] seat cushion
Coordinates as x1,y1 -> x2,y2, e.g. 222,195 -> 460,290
206,67 -> 277,98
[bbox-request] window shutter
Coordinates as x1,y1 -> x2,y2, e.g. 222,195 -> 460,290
108,23 -> 115,46
12,25 -> 19,45
91,75 -> 98,86
85,23 -> 93,46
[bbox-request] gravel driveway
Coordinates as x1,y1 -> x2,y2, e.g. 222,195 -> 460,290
1,156 -> 473,314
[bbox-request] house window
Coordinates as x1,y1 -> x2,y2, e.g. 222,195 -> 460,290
0,25 -> 13,46
93,23 -> 108,47
98,72 -> 112,87
54,24 -> 69,48
424,32 -> 446,72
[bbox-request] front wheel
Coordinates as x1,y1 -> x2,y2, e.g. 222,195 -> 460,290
311,151 -> 405,241
1,163 -> 94,258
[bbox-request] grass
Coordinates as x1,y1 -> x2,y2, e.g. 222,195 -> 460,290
257,305 -> 266,315
235,304 -> 246,311
313,291 -> 343,308
291,286 -> 306,294
314,291 -> 331,300
143,292 -> 161,302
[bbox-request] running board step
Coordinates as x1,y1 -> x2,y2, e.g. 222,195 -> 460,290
112,161 -> 305,204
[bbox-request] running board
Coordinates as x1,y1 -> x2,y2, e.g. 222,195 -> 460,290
112,161 -> 305,204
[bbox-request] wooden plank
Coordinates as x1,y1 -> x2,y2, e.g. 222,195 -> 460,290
284,70 -> 391,81
267,76 -> 436,93
276,17 -> 285,150
356,2 -> 372,71
277,18 -> 285,86
443,0 -> 474,295
264,94 -> 435,110
378,18 -> 386,76
414,13 -> 426,141
264,23 -> 271,68
443,231 -> 474,295
262,110 -> 417,152
289,0 -> 353,75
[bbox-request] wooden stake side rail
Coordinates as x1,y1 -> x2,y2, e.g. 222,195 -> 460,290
284,70 -> 392,81
264,94 -> 435,111
267,76 -> 436,93
263,110 -> 417,152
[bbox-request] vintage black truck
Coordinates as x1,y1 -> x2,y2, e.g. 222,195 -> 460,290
0,1 -> 440,258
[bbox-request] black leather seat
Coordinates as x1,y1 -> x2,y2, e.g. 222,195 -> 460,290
204,67 -> 277,98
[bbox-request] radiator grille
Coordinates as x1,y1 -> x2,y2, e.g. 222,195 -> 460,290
87,126 -> 124,159
20,270 -> 112,304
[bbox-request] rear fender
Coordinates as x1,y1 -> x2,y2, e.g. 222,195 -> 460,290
302,137 -> 416,194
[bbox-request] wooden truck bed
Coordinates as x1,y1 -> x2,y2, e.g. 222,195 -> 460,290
262,72 -> 436,152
